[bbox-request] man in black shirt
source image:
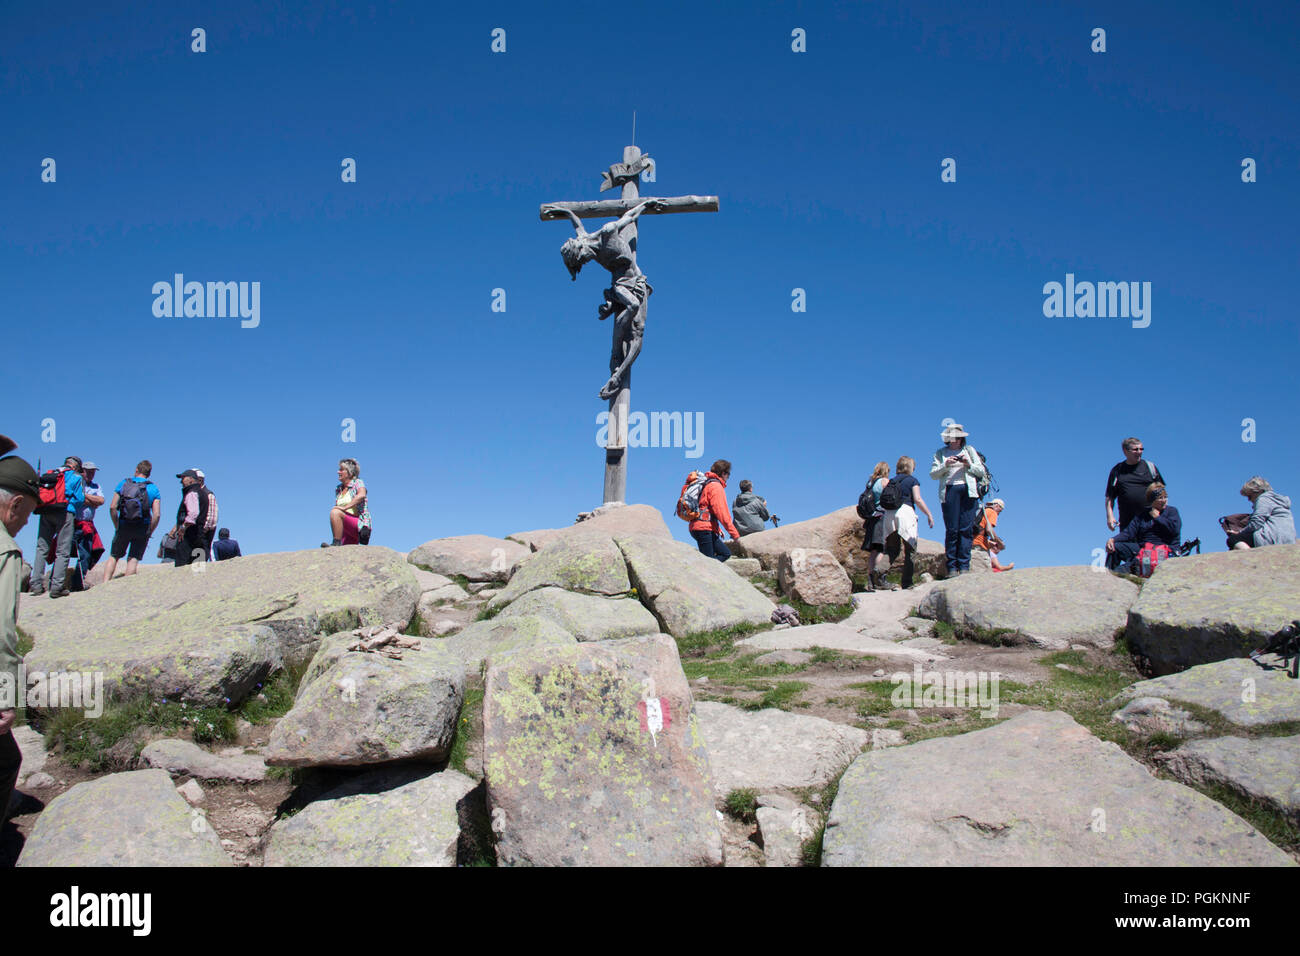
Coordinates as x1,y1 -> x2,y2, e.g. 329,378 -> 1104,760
1105,437 -> 1166,531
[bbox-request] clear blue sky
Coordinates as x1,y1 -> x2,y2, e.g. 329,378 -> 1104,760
4,0 -> 1297,568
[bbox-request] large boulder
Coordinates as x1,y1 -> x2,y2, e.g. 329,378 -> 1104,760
495,586 -> 660,642
695,700 -> 869,796
1114,658 -> 1300,728
823,710 -> 1293,866
17,769 -> 232,866
483,634 -> 722,866
19,547 -> 420,706
508,503 -> 671,552
1155,736 -> 1300,822
443,614 -> 577,671
265,641 -> 465,768
1126,545 -> 1300,675
407,534 -> 529,583
730,506 -> 946,578
917,566 -> 1138,650
487,533 -> 632,610
263,768 -> 478,866
777,548 -> 852,606
616,533 -> 773,638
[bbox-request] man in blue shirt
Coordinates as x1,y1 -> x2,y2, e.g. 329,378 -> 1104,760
214,528 -> 241,560
30,456 -> 86,599
101,460 -> 163,582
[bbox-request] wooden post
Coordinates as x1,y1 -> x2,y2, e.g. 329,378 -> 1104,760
603,144 -> 640,506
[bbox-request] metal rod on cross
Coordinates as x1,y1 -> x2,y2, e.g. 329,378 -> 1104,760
540,145 -> 718,507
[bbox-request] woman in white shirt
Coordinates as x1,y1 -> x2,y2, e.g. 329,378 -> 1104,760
930,423 -> 988,576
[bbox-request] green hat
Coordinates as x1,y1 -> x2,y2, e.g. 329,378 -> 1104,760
0,455 -> 41,502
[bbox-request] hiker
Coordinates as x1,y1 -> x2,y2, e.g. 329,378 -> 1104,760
102,460 -> 162,581
860,460 -> 891,569
1105,437 -> 1165,532
1106,482 -> 1181,570
930,424 -> 988,575
172,469 -> 218,567
872,456 -> 935,591
1227,477 -> 1296,549
214,528 -> 242,560
970,498 -> 1010,573
29,456 -> 86,598
72,461 -> 105,588
688,459 -> 740,561
733,480 -> 775,536
0,453 -> 43,835
326,458 -> 370,547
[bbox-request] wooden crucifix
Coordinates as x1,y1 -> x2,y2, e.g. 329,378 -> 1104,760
540,145 -> 718,506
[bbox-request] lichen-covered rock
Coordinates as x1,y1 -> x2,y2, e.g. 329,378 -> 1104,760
412,568 -> 454,592
823,710 -> 1293,866
616,533 -> 773,638
756,803 -> 821,867
1114,658 -> 1300,727
13,725 -> 47,786
140,738 -> 268,783
487,533 -> 632,610
695,700 -> 868,796
726,557 -> 762,577
263,768 -> 478,866
495,586 -> 659,642
407,534 -> 528,583
265,642 -> 464,768
1155,736 -> 1300,822
1126,545 -> 1300,674
777,548 -> 852,606
508,503 -> 672,552
17,769 -> 232,866
917,565 -> 1138,649
443,614 -> 577,671
730,506 -> 945,579
19,547 -> 420,705
483,634 -> 722,866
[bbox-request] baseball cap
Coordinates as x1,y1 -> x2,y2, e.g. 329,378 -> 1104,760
0,456 -> 42,502
176,469 -> 200,480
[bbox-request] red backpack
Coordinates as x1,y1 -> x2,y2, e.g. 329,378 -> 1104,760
36,469 -> 69,515
1134,542 -> 1172,578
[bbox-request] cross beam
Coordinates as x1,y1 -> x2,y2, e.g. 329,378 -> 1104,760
538,195 -> 719,220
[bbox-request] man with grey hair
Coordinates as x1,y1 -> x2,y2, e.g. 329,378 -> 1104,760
1228,477 -> 1295,549
0,447 -> 43,833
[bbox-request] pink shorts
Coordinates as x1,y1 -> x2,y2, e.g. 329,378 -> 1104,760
340,513 -> 360,545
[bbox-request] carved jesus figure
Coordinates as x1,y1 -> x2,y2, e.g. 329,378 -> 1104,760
543,198 -> 662,400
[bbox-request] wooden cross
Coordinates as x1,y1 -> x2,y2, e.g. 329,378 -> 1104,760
540,145 -> 718,507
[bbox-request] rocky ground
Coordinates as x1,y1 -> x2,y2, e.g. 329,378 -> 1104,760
6,504 -> 1299,867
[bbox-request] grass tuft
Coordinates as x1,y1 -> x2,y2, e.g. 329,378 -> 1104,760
723,788 -> 758,823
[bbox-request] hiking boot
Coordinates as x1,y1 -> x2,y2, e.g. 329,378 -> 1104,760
27,586 -> 45,597
49,588 -> 70,599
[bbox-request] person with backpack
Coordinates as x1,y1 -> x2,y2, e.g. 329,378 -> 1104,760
101,460 -> 162,582
71,461 -> 105,589
872,456 -> 935,590
970,499 -> 1008,574
1105,437 -> 1165,532
1227,477 -> 1296,550
29,456 -> 86,598
858,461 -> 891,578
930,424 -> 988,576
732,480 -> 776,536
172,470 -> 218,567
1106,482 -> 1181,572
325,458 -> 370,547
683,459 -> 740,561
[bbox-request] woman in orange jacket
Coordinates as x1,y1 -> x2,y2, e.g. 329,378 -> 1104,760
689,459 -> 741,561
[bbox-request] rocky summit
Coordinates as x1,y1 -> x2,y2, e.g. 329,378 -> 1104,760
8,503 -> 1299,869
19,547 -> 420,706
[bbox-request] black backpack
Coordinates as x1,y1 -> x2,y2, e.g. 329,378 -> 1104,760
878,479 -> 905,511
119,478 -> 151,523
856,485 -> 877,520
969,448 -> 994,499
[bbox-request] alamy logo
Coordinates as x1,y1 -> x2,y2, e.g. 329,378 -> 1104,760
595,410 -> 704,459
50,886 -> 151,936
1042,273 -> 1150,328
890,665 -> 1001,718
152,274 -> 260,328
0,664 -> 103,717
